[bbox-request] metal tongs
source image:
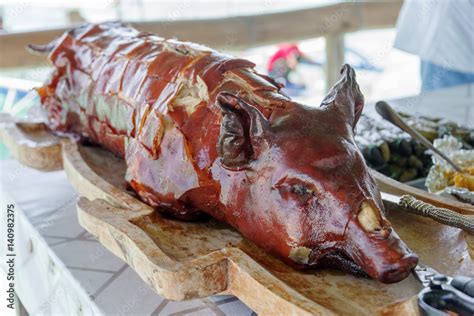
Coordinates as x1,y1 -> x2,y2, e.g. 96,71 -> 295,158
413,262 -> 474,315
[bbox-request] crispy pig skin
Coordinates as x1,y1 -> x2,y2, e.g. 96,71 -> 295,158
35,22 -> 418,283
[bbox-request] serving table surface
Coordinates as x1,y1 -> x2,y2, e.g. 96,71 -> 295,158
0,159 -> 254,315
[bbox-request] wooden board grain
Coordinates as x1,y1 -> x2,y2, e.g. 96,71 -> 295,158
2,119 -> 473,315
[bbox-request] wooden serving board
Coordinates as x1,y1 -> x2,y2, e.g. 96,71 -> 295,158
1,115 -> 473,315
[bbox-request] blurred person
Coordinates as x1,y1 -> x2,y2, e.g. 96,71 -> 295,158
267,43 -> 320,90
394,0 -> 474,91
68,9 -> 86,25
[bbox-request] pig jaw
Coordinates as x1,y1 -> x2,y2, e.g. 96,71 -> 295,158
286,201 -> 418,283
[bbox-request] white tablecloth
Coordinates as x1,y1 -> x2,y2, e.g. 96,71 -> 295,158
0,159 -> 254,315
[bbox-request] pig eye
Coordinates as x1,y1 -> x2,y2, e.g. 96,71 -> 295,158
290,184 -> 315,199
275,179 -> 317,204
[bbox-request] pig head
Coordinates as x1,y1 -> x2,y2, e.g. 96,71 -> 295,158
214,64 -> 418,283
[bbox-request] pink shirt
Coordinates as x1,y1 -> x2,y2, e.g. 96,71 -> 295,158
267,44 -> 302,72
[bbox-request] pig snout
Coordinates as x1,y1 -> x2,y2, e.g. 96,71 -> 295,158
346,200 -> 418,283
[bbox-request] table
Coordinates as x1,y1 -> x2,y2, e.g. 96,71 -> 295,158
0,159 -> 255,315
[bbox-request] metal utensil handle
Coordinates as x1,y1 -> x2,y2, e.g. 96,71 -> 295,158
399,195 -> 474,235
418,287 -> 474,316
375,101 -> 462,172
452,276 -> 474,298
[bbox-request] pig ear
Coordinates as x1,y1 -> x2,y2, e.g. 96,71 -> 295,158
216,92 -> 269,170
321,64 -> 364,130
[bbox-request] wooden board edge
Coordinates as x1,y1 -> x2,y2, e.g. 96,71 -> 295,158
225,250 -> 331,315
0,119 -> 62,171
378,296 -> 419,316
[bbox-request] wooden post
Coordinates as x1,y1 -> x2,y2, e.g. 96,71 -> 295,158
325,33 -> 345,92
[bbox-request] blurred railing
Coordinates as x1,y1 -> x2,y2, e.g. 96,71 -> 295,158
0,0 -> 402,90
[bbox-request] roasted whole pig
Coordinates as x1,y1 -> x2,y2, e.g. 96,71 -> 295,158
32,22 -> 418,283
